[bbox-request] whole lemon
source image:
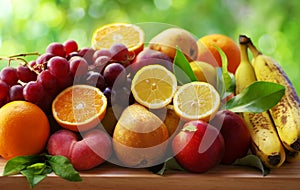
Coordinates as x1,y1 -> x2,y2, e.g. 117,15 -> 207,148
190,61 -> 217,88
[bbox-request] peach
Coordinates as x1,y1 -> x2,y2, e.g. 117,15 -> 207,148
47,128 -> 112,170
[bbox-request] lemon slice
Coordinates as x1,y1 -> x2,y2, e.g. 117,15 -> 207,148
173,81 -> 220,121
91,23 -> 144,55
131,64 -> 177,109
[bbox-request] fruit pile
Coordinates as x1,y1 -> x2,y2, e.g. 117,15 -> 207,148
0,22 -> 299,183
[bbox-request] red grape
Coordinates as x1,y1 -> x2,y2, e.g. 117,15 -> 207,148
28,60 -> 43,73
46,42 -> 66,57
37,70 -> 58,90
38,91 -> 56,114
93,49 -> 112,61
110,43 -> 129,62
111,86 -> 133,110
57,73 -> 74,90
85,71 -> 106,91
69,57 -> 89,77
0,67 -> 19,86
17,65 -> 37,83
0,80 -> 9,101
78,47 -> 95,65
103,87 -> 113,106
64,40 -> 78,56
47,56 -> 70,78
23,81 -> 45,103
9,84 -> 24,101
0,99 -> 7,108
103,62 -> 126,87
93,56 -> 111,73
36,53 -> 54,65
66,52 -> 80,60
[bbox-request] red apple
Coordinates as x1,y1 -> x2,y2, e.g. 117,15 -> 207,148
47,129 -> 112,170
210,110 -> 251,164
172,120 -> 225,173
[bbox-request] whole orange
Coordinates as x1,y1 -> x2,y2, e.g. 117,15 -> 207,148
197,34 -> 241,74
0,101 -> 50,159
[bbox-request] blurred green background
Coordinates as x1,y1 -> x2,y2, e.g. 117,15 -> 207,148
0,0 -> 299,94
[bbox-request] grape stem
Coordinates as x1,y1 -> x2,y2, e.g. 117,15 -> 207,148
0,52 -> 41,74
0,52 -> 40,66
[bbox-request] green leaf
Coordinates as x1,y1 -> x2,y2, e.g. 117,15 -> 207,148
214,46 -> 234,93
21,169 -> 47,189
26,163 -> 52,175
46,155 -> 82,182
173,48 -> 197,84
216,67 -> 226,99
233,154 -> 270,176
154,157 -> 185,175
3,155 -> 44,176
226,81 -> 285,113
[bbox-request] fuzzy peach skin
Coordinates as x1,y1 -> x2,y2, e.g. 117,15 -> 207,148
47,129 -> 112,170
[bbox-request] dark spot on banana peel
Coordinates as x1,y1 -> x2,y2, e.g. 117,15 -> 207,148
271,96 -> 288,115
248,113 -> 272,130
281,115 -> 287,125
268,154 -> 281,166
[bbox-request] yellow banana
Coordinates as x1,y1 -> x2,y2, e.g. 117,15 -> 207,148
235,36 -> 256,95
248,39 -> 300,155
235,35 -> 285,168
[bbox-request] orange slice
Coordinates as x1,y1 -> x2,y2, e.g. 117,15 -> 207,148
52,85 -> 107,132
173,81 -> 220,121
91,23 -> 145,55
131,64 -> 177,109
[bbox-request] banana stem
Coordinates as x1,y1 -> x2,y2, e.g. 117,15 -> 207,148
239,35 -> 261,57
239,40 -> 249,63
239,35 -> 251,45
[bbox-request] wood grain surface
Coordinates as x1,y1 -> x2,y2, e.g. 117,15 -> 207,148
0,158 -> 299,190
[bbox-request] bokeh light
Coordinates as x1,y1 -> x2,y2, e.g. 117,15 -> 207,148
0,0 -> 299,94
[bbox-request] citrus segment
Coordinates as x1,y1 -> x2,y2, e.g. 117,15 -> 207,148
92,23 -> 145,55
52,85 -> 107,131
173,82 -> 220,121
0,101 -> 50,159
131,64 -> 177,109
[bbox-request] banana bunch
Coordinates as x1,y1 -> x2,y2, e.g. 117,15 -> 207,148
235,35 -> 286,168
247,38 -> 300,163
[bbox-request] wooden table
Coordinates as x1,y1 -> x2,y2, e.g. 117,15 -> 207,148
0,158 -> 299,190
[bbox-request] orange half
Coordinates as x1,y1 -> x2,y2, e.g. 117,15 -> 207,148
52,85 -> 107,132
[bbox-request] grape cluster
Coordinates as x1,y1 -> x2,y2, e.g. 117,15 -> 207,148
0,40 -> 135,114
